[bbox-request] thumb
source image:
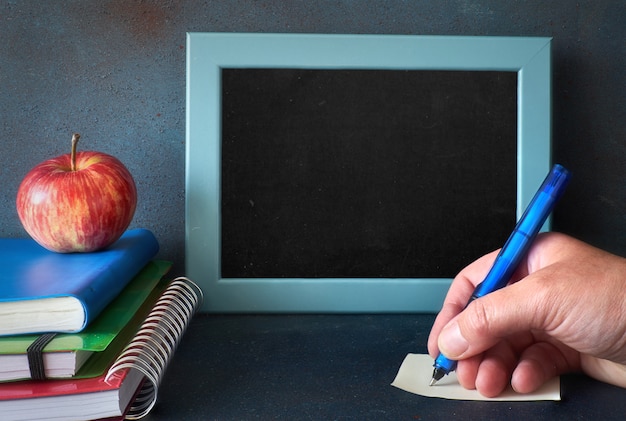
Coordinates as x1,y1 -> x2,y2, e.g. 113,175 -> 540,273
437,284 -> 535,360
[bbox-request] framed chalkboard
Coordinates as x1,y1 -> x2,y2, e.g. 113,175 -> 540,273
186,33 -> 552,312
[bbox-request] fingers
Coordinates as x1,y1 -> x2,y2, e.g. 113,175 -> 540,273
581,357 -> 626,389
455,337 -> 541,397
454,354 -> 481,390
474,341 -> 519,397
511,342 -> 578,394
427,249 -> 501,357
457,340 -> 580,397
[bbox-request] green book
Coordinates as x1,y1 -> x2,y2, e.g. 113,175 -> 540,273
0,260 -> 172,382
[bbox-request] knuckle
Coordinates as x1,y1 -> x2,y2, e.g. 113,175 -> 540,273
463,298 -> 497,339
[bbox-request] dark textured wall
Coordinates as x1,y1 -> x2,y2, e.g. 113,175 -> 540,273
1,1 -> 624,276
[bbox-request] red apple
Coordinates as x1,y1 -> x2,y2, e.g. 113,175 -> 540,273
16,133 -> 137,253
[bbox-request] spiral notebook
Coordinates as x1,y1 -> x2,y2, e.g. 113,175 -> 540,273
0,276 -> 203,421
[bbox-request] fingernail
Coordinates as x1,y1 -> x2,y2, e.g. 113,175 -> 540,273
439,321 -> 469,358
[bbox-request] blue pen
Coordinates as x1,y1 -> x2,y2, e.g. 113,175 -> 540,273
430,164 -> 571,386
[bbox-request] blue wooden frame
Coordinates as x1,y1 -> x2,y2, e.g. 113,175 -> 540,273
186,33 -> 552,312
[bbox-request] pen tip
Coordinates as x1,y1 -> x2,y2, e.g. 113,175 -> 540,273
430,367 -> 446,386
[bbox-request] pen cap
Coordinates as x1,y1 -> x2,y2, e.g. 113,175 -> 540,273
517,164 -> 571,237
543,164 -> 571,198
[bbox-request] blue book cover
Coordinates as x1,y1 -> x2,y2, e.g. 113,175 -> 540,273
0,228 -> 159,336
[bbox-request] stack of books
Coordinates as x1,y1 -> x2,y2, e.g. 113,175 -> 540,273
0,228 -> 202,421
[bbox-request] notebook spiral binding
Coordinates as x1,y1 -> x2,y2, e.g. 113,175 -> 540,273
105,277 -> 203,420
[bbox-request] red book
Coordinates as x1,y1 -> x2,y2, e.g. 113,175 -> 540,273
0,367 -> 143,421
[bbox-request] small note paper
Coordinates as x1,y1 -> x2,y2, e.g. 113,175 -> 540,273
391,354 -> 560,401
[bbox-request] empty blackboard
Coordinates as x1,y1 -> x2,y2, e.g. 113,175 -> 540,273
185,33 -> 553,312
221,68 -> 517,279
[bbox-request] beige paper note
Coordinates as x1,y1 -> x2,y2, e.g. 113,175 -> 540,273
391,353 -> 560,401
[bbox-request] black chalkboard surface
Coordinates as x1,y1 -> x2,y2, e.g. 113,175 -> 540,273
221,68 -> 517,279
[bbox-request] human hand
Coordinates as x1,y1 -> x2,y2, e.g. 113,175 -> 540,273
427,232 -> 626,397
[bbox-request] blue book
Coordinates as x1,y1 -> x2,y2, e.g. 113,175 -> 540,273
0,228 -> 159,336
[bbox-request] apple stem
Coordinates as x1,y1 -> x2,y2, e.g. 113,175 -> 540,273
70,133 -> 80,171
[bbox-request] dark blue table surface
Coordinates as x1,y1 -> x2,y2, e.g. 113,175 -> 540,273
144,314 -> 625,420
